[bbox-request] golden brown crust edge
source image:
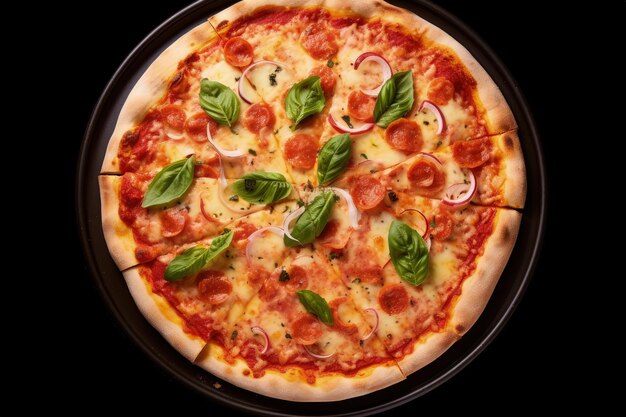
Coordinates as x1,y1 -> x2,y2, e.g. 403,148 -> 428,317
421,25 -> 517,134
396,330 -> 460,376
449,208 -> 522,336
196,342 -> 405,402
99,175 -> 139,270
123,267 -> 206,361
497,131 -> 527,209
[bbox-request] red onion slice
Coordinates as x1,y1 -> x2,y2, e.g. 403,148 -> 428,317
303,344 -> 335,360
207,124 -> 245,158
216,157 -> 256,213
399,208 -> 429,238
442,170 -> 477,207
354,52 -> 393,97
238,60 -> 287,104
245,226 -> 285,263
282,206 -> 305,245
165,129 -> 184,140
418,152 -> 443,166
250,326 -> 270,354
328,114 -> 374,135
419,100 -> 447,135
361,308 -> 379,341
328,187 -> 360,229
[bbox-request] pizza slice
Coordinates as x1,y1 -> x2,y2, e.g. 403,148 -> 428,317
99,161 -> 297,270
332,131 -> 525,210
195,247 -> 404,401
120,200 -> 300,362
315,194 -> 520,374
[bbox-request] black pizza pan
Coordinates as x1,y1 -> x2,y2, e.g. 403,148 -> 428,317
76,0 -> 546,415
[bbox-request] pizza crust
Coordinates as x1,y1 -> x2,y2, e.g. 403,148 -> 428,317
123,267 -> 207,361
425,30 -> 516,134
99,175 -> 139,270
496,131 -> 527,209
196,342 -> 405,402
396,330 -> 460,376
448,208 -> 522,336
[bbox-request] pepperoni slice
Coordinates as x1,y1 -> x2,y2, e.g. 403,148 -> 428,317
185,112 -> 218,143
284,134 -> 318,169
431,210 -> 454,240
160,208 -> 188,237
223,37 -> 254,67
309,65 -> 336,96
283,265 -> 308,292
329,297 -> 358,335
349,176 -> 385,211
196,271 -> 233,305
160,105 -> 186,132
385,118 -> 423,153
378,284 -> 409,315
301,23 -> 338,60
427,77 -> 455,106
244,103 -> 276,134
407,158 -> 446,196
135,245 -> 159,263
291,314 -> 323,345
347,91 -> 376,122
452,137 -> 492,168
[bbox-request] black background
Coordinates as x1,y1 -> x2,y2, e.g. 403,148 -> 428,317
59,0 -> 614,413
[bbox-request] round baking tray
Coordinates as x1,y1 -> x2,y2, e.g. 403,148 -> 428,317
77,0 -> 546,415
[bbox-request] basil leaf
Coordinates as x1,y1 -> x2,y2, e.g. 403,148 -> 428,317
285,76 -> 325,130
231,171 -> 292,204
388,220 -> 429,286
317,134 -> 351,185
296,290 -> 334,326
284,191 -> 335,247
142,156 -> 195,208
373,70 -> 414,128
165,229 -> 233,281
199,79 -> 240,126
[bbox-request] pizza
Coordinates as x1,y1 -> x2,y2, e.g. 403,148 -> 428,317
98,0 -> 526,401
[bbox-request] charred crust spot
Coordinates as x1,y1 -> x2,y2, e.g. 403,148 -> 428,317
455,324 -> 465,334
504,135 -> 514,150
501,226 -> 511,242
216,20 -> 229,30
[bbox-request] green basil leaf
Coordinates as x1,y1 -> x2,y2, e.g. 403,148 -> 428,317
165,229 -> 233,281
231,171 -> 292,204
317,134 -> 351,185
142,156 -> 195,208
285,76 -> 325,130
388,220 -> 429,286
284,191 -> 335,247
373,70 -> 414,128
199,79 -> 240,126
296,290 -> 334,326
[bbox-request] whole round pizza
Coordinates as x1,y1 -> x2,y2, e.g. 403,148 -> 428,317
98,0 -> 526,401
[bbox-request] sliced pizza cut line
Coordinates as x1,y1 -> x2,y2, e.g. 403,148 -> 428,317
332,130 -> 525,210
99,173 -> 299,271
